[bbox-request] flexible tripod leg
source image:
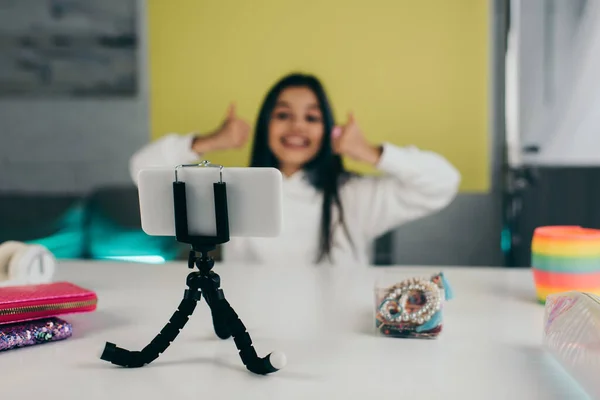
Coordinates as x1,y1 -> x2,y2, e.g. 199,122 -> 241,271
200,272 -> 231,340
204,293 -> 231,339
189,251 -> 231,339
199,272 -> 286,375
100,274 -> 202,368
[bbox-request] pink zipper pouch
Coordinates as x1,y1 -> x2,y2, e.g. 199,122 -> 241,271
0,282 -> 97,325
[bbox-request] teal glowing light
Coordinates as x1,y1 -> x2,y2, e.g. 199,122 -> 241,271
501,227 -> 512,253
21,202 -> 181,262
103,255 -> 166,264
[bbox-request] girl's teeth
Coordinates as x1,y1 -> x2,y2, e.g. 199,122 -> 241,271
283,136 -> 308,146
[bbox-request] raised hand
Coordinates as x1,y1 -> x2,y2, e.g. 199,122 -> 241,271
331,112 -> 382,165
193,103 -> 251,154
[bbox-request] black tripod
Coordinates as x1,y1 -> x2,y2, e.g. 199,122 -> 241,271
100,173 -> 285,375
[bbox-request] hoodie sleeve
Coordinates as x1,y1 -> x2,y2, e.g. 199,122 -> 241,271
129,133 -> 200,185
341,143 -> 461,241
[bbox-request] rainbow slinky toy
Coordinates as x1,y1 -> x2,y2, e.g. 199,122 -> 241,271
532,226 -> 600,303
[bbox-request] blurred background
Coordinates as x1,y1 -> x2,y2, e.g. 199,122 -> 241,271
0,0 -> 598,267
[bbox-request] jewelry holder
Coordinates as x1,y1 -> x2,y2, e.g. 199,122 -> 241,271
100,162 -> 286,374
374,272 -> 453,338
543,291 -> 600,399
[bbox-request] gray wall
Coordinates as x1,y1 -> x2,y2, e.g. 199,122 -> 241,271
514,0 -> 600,166
0,1 -> 149,194
386,0 -> 507,267
515,0 -> 588,158
502,0 -> 600,266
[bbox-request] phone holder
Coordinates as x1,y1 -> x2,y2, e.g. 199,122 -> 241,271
99,161 -> 286,374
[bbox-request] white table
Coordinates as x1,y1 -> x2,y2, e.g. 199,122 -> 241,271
0,261 -> 590,399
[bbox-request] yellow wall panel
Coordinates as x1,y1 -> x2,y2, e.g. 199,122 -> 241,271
148,0 -> 490,192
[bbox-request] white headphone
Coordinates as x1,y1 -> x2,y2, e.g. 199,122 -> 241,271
0,241 -> 56,287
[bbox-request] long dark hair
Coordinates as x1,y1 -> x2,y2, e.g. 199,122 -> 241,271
249,73 -> 353,263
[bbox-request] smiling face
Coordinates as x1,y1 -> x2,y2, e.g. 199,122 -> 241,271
268,86 -> 325,176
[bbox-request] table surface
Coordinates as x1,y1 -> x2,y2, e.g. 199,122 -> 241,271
0,261 -> 591,400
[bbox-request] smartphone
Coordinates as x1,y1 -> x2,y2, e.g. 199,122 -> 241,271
137,166 -> 283,237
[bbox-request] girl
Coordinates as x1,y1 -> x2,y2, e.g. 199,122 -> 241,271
129,73 -> 461,266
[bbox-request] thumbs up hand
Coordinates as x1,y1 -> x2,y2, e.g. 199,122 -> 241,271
331,112 -> 382,165
212,103 -> 251,150
194,103 -> 251,154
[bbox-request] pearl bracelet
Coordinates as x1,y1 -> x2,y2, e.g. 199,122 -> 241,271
378,277 -> 442,326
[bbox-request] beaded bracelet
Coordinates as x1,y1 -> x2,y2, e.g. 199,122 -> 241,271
375,272 -> 452,338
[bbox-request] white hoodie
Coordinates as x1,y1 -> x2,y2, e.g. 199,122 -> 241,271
129,133 -> 461,266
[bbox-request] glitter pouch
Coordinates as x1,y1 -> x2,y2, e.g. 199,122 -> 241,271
0,282 -> 97,325
0,317 -> 73,352
374,271 -> 453,339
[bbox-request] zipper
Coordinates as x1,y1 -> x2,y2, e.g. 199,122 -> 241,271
0,298 -> 97,316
